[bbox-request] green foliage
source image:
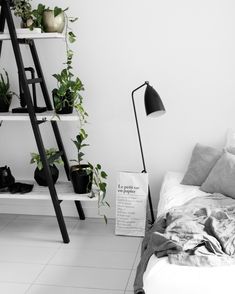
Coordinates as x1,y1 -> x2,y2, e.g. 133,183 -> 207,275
29,5 -> 70,32
30,148 -> 63,171
0,69 -> 10,96
52,64 -> 86,119
88,162 -> 109,223
71,129 -> 89,165
0,69 -> 15,104
52,22 -> 87,123
12,1 -> 76,38
12,0 -> 32,21
30,3 -> 45,30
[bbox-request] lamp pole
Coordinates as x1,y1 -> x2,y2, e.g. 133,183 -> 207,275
131,81 -> 155,224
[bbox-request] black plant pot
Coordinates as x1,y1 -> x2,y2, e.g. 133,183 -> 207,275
52,89 -> 73,114
0,95 -> 12,112
34,165 -> 59,186
70,164 -> 93,194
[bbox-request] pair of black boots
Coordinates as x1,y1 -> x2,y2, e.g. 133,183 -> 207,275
0,166 -> 33,194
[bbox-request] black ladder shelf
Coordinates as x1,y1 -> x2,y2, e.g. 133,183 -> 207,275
0,0 -> 85,243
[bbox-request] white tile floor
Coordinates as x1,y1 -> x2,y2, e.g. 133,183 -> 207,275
0,213 -> 142,294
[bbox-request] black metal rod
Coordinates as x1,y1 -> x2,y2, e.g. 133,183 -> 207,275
27,78 -> 42,85
28,39 -> 86,220
28,40 -> 71,181
24,67 -> 37,107
131,82 -> 148,172
75,201 -> 85,220
132,81 -> 155,223
3,0 -> 69,243
0,2 -> 6,56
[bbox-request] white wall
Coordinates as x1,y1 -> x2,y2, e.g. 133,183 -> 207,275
1,0 -> 235,218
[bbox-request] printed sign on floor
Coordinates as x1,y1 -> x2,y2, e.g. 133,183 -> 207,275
115,172 -> 148,237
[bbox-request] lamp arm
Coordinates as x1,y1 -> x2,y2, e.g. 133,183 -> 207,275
131,82 -> 149,172
131,81 -> 149,96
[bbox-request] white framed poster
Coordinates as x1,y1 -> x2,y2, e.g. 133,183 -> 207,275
115,171 -> 148,237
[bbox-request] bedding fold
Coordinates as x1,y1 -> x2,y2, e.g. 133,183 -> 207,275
134,193 -> 235,294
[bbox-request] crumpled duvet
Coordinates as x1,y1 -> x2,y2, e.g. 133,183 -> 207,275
134,193 -> 235,294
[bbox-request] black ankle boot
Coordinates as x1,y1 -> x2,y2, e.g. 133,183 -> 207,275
0,166 -> 15,190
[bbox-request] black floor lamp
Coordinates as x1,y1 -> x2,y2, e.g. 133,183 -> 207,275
132,81 -> 166,224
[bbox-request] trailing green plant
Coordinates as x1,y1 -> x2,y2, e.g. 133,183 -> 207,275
53,40 -> 87,122
30,148 -> 63,170
70,130 -> 109,222
0,69 -> 16,104
52,55 -> 86,119
88,162 -> 109,223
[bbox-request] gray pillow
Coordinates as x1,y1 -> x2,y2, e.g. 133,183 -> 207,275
200,152 -> 235,198
181,143 -> 222,186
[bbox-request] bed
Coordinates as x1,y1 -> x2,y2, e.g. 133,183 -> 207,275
134,169 -> 235,294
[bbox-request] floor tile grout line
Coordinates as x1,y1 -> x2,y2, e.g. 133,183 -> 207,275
26,282 -> 128,292
0,214 -> 18,232
0,214 -> 139,293
24,239 -> 64,294
27,262 -> 135,271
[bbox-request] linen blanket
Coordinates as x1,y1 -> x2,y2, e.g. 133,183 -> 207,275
134,193 -> 235,294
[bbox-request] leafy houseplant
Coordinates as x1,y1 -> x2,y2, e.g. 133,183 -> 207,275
52,54 -> 84,114
30,148 -> 63,186
12,2 -> 68,33
52,10 -> 83,116
12,0 -> 33,28
0,69 -> 15,112
70,129 -> 92,194
31,4 -> 67,33
70,130 -> 109,222
88,162 -> 109,223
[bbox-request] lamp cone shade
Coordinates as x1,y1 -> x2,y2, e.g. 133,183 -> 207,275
144,84 -> 165,117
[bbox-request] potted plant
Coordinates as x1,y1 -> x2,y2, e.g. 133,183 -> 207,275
42,6 -> 67,33
52,64 -> 84,114
51,10 -> 84,115
0,69 -> 15,112
30,4 -> 67,33
70,129 -> 92,194
12,0 -> 33,28
70,129 -> 109,222
30,148 -> 63,186
12,3 -> 68,33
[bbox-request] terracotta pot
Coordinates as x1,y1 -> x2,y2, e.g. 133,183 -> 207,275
34,165 -> 59,186
43,10 -> 65,33
70,164 -> 93,194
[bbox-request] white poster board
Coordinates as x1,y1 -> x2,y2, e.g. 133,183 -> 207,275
115,172 -> 148,237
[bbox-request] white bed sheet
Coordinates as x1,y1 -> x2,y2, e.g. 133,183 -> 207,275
143,171 -> 235,294
157,171 -> 209,217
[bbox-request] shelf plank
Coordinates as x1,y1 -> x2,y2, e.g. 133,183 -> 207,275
0,181 -> 98,201
0,32 -> 65,40
0,111 -> 79,122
